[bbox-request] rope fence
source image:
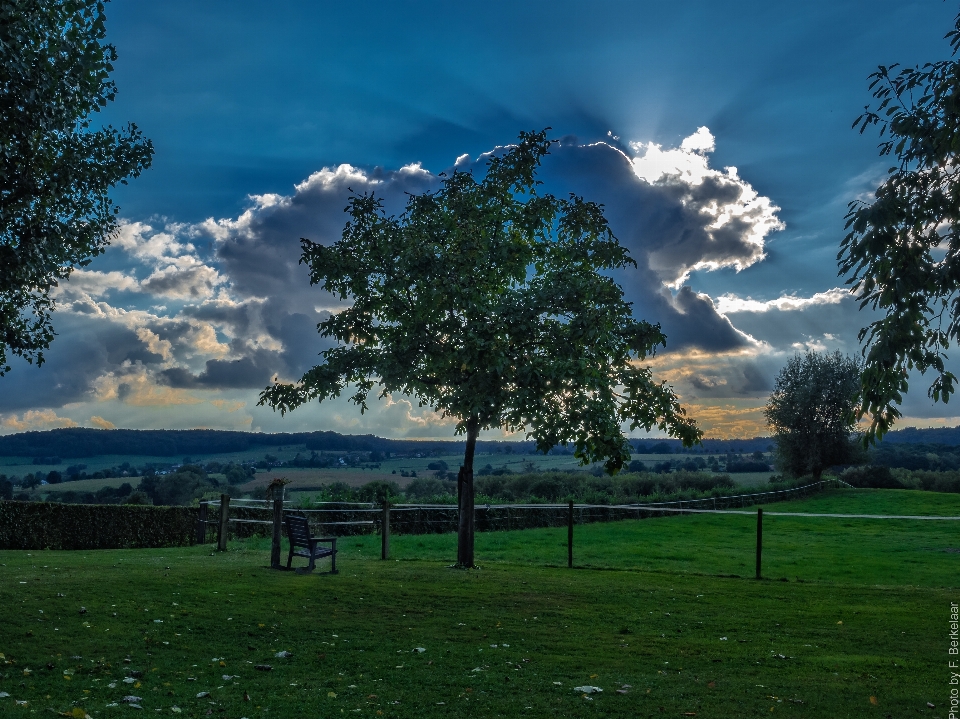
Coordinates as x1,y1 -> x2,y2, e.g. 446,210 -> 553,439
196,478 -> 847,546
195,478 -> 960,577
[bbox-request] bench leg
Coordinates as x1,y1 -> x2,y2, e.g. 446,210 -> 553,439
330,551 -> 337,575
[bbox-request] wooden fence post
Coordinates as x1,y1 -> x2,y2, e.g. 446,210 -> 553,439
755,507 -> 763,580
567,500 -> 574,568
217,495 -> 230,552
381,500 -> 390,560
196,502 -> 208,544
271,498 -> 283,569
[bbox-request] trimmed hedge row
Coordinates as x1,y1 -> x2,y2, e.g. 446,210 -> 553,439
0,500 -> 197,550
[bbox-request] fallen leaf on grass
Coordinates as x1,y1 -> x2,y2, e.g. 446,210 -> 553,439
573,686 -> 602,694
121,696 -> 142,703
0,692 -> 9,698
327,692 -> 337,698
242,692 -> 250,702
196,692 -> 210,698
707,682 -> 716,688
869,696 -> 878,705
59,708 -> 90,719
274,651 -> 292,658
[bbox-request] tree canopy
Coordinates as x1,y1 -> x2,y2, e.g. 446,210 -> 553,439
0,0 -> 153,374
838,10 -> 960,439
259,129 -> 701,566
765,351 -> 863,481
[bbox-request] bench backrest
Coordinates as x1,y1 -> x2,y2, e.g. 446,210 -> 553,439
285,514 -> 313,547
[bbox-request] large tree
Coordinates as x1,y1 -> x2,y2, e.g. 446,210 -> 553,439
838,10 -> 960,440
259,130 -> 701,567
765,351 -> 863,481
0,0 -> 153,374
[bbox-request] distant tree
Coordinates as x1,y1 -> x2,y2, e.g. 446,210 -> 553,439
765,352 -> 864,480
0,0 -> 153,374
405,476 -> 455,500
46,470 -> 61,484
355,480 -> 401,504
223,463 -> 252,485
838,10 -> 960,439
0,475 -> 11,500
138,465 -> 213,506
627,459 -> 646,473
259,129 -> 700,567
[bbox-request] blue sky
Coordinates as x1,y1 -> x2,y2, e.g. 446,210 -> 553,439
3,0 -> 958,439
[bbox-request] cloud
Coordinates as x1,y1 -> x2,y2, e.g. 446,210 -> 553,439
56,270 -> 141,299
715,287 -> 848,314
141,263 -> 221,299
159,352 -> 274,390
1,409 -> 79,432
98,367 -> 204,407
0,129 -> 801,438
682,401 -> 770,440
89,415 -> 115,429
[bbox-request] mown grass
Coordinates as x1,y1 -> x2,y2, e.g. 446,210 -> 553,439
0,489 -> 953,718
291,489 -> 960,588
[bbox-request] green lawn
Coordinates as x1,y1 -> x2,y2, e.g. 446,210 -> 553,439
310,489 -> 960,588
0,488 -> 952,718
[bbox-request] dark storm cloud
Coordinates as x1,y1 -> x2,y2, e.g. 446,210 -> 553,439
0,313 -> 164,412
159,353 -> 273,390
195,138 -> 777,364
3,134 -> 783,417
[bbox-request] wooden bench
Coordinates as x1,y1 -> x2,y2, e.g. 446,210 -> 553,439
284,513 -> 338,574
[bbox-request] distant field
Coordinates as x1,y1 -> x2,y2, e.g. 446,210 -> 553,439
7,447 -> 774,503
36,476 -> 140,495
1,447 -> 765,477
725,471 -> 774,486
241,468 -> 415,492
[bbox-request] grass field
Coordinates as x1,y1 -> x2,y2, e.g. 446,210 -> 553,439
0,488 -> 953,717
292,489 -> 959,588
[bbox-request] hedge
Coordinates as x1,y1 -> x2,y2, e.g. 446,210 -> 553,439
0,500 -> 197,550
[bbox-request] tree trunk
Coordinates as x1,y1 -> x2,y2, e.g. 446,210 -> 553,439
457,414 -> 480,568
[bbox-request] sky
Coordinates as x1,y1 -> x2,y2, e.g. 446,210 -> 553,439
3,0 -> 959,440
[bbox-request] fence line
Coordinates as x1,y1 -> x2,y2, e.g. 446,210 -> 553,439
197,478 -> 846,543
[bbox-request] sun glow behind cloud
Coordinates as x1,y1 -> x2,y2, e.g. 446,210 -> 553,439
4,129 -> 936,438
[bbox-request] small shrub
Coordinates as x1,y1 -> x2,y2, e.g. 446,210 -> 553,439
840,465 -> 904,489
